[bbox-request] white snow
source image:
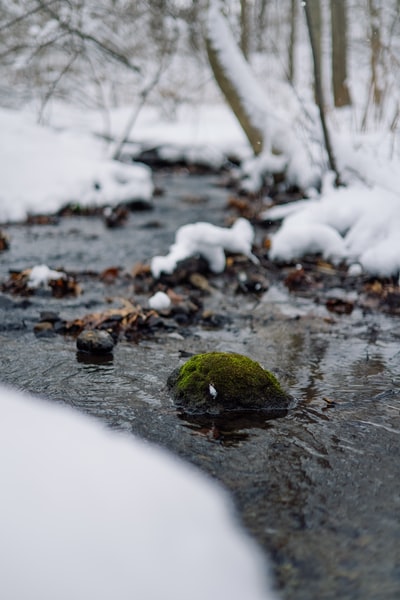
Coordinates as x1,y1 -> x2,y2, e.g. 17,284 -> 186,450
0,107 -> 153,223
27,264 -> 66,288
0,383 -> 277,600
148,290 -> 172,311
267,181 -> 400,276
151,218 -> 258,278
44,101 -> 251,167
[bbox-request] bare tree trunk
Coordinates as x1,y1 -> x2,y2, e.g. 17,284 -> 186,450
205,35 -> 263,155
331,0 -> 351,107
288,0 -> 297,84
303,0 -> 341,184
308,0 -> 322,104
368,0 -> 383,107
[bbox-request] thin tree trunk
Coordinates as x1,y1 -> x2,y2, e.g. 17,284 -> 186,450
331,0 -> 351,107
288,0 -> 297,84
309,0 -> 322,104
303,0 -> 341,184
368,0 -> 383,107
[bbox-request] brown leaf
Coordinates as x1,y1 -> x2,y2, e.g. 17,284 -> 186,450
131,262 -> 151,278
284,267 -> 313,291
326,298 -> 354,315
100,266 -> 121,283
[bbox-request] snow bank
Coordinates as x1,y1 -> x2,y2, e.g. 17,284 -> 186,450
0,383 -> 277,600
151,218 -> 258,278
267,182 -> 400,276
0,108 -> 153,222
44,101 -> 251,168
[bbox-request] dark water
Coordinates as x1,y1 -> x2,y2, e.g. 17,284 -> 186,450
1,172 -> 399,600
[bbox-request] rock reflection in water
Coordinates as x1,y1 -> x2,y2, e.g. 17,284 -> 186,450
178,408 -> 288,446
76,351 -> 114,366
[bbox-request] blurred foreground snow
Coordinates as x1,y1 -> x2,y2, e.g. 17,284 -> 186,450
0,383 -> 277,600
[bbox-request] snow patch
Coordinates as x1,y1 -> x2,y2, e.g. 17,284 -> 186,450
27,264 -> 66,288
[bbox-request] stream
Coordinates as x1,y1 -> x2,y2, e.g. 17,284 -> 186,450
1,171 -> 399,600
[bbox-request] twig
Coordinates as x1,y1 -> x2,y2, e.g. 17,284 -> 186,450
38,51 -> 80,123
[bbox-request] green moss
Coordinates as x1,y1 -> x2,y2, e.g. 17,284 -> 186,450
167,352 -> 292,414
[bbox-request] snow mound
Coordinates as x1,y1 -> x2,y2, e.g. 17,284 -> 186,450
148,290 -> 171,310
267,183 -> 400,276
0,108 -> 153,222
0,383 -> 277,600
151,218 -> 259,278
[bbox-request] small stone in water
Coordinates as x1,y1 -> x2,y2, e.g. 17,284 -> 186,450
76,330 -> 115,354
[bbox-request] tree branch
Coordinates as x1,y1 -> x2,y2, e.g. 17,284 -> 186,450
34,0 -> 141,74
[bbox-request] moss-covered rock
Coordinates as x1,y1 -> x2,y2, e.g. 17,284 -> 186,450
167,352 -> 292,414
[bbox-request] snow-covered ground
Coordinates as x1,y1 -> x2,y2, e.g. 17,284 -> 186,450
0,107 -> 154,222
0,383 -> 277,600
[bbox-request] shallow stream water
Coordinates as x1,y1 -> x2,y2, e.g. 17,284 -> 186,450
1,172 -> 399,600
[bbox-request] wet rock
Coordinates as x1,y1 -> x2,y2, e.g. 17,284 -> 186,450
168,352 -> 292,415
76,329 -> 115,354
236,271 -> 269,294
103,205 -> 129,228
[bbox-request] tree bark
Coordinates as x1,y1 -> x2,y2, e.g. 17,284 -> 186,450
205,3 -> 264,156
205,39 -> 263,155
331,0 -> 351,107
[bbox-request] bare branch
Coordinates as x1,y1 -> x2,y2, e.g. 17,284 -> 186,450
0,0 -> 58,34
34,0 -> 141,74
38,51 -> 80,123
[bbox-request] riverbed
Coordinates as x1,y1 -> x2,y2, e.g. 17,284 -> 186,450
1,171 -> 399,600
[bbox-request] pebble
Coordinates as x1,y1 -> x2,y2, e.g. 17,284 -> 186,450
76,330 -> 115,354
